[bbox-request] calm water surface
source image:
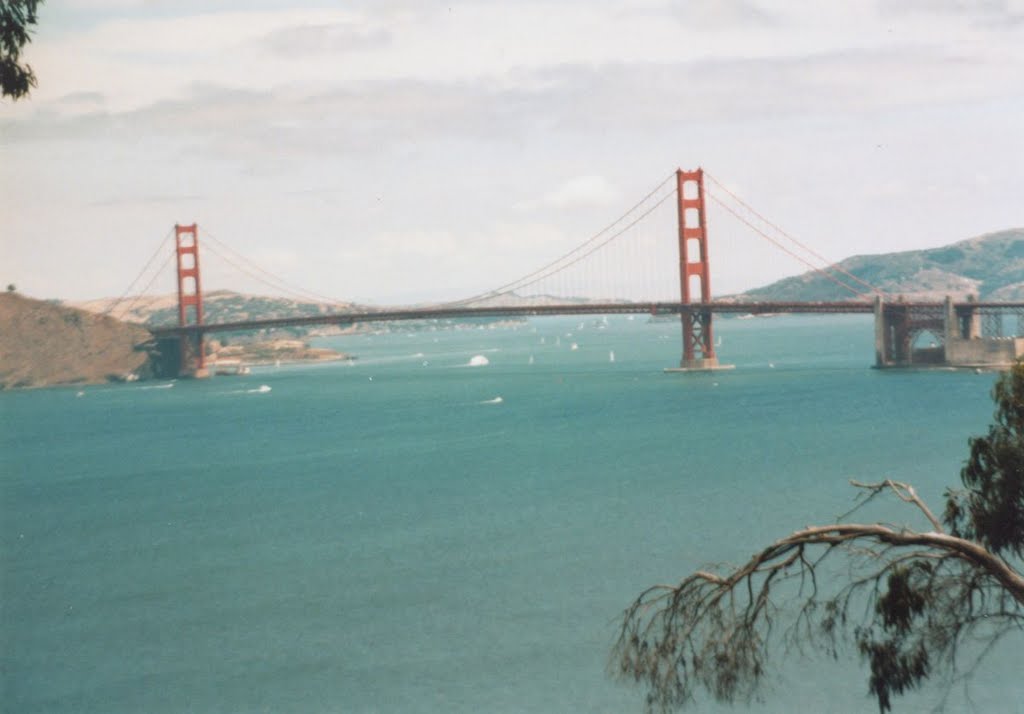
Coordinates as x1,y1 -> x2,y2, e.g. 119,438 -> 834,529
2,315 -> 1020,713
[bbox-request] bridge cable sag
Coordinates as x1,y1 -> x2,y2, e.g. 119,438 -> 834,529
200,229 -> 353,308
102,228 -> 175,317
119,250 -> 178,322
705,190 -> 871,298
200,239 -> 332,306
446,172 -> 676,306
704,172 -> 887,298
499,187 -> 676,298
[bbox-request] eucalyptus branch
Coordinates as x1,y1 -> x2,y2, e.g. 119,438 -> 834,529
850,479 -> 945,532
614,366 -> 1024,713
613,499 -> 1024,714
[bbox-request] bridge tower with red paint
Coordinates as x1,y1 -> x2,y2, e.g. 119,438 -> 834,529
668,168 -> 731,372
174,223 -> 209,377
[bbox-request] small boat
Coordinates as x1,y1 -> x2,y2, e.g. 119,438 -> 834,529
214,360 -> 251,376
609,350 -> 616,363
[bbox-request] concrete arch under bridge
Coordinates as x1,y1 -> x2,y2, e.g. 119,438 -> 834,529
874,297 -> 1024,369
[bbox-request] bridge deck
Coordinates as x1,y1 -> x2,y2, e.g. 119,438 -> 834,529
144,299 -> 1024,337
149,301 -> 889,336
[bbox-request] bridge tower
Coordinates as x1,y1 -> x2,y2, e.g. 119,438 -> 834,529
175,223 -> 209,377
672,168 -> 726,371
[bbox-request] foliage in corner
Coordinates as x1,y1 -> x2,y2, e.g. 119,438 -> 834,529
946,362 -> 1024,556
1,0 -> 42,100
613,364 -> 1024,713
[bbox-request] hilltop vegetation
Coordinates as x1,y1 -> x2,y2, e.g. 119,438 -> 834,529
0,292 -> 153,390
72,289 -> 519,334
738,228 -> 1024,301
73,290 -> 355,330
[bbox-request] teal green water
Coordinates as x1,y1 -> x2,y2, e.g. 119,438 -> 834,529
2,315 -> 1020,713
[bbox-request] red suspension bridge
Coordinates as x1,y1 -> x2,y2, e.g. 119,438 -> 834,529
122,168 -> 1024,376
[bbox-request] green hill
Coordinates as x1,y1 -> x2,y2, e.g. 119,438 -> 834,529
737,228 -> 1024,301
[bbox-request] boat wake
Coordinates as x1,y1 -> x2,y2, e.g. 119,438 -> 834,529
224,384 -> 273,395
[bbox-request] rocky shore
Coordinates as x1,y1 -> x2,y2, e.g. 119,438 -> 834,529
208,338 -> 352,367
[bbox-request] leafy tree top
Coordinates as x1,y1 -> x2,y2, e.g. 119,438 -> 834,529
1,1 -> 42,101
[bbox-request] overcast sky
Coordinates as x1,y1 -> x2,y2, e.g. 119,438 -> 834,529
2,0 -> 1022,304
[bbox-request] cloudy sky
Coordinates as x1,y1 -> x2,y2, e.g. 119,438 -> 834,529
2,0 -> 1022,304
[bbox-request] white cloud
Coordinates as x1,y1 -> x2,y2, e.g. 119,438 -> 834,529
259,22 -> 391,56
322,222 -> 575,303
24,0 -> 1018,115
541,176 -> 620,208
3,1 -> 1023,302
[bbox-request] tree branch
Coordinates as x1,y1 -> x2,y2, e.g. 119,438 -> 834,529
613,499 -> 1024,713
849,479 -> 945,532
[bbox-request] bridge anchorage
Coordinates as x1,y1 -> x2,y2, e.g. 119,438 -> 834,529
152,166 -> 1024,377
874,296 -> 1024,369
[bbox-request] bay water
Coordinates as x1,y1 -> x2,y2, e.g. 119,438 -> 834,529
2,314 -> 1021,713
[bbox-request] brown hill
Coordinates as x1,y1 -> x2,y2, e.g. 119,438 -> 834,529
0,292 -> 154,390
72,290 -> 355,327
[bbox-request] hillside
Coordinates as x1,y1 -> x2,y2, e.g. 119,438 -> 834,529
0,292 -> 154,390
72,290 -> 521,333
737,228 -> 1024,301
73,290 -> 356,328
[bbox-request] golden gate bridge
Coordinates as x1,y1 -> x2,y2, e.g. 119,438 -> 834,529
109,168 -> 1024,376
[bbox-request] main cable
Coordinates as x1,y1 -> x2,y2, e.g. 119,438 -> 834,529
118,250 -> 177,322
200,239 -> 347,308
493,185 -> 677,298
201,229 -> 352,308
445,172 -> 676,306
706,189 -> 870,299
103,228 -> 175,316
704,172 -> 886,297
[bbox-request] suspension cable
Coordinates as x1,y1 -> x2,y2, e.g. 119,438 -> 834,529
506,186 -> 677,297
102,228 -> 174,316
445,172 -> 676,306
706,189 -> 871,299
200,239 -> 347,307
704,172 -> 886,297
118,250 -> 177,321
201,229 -> 351,307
